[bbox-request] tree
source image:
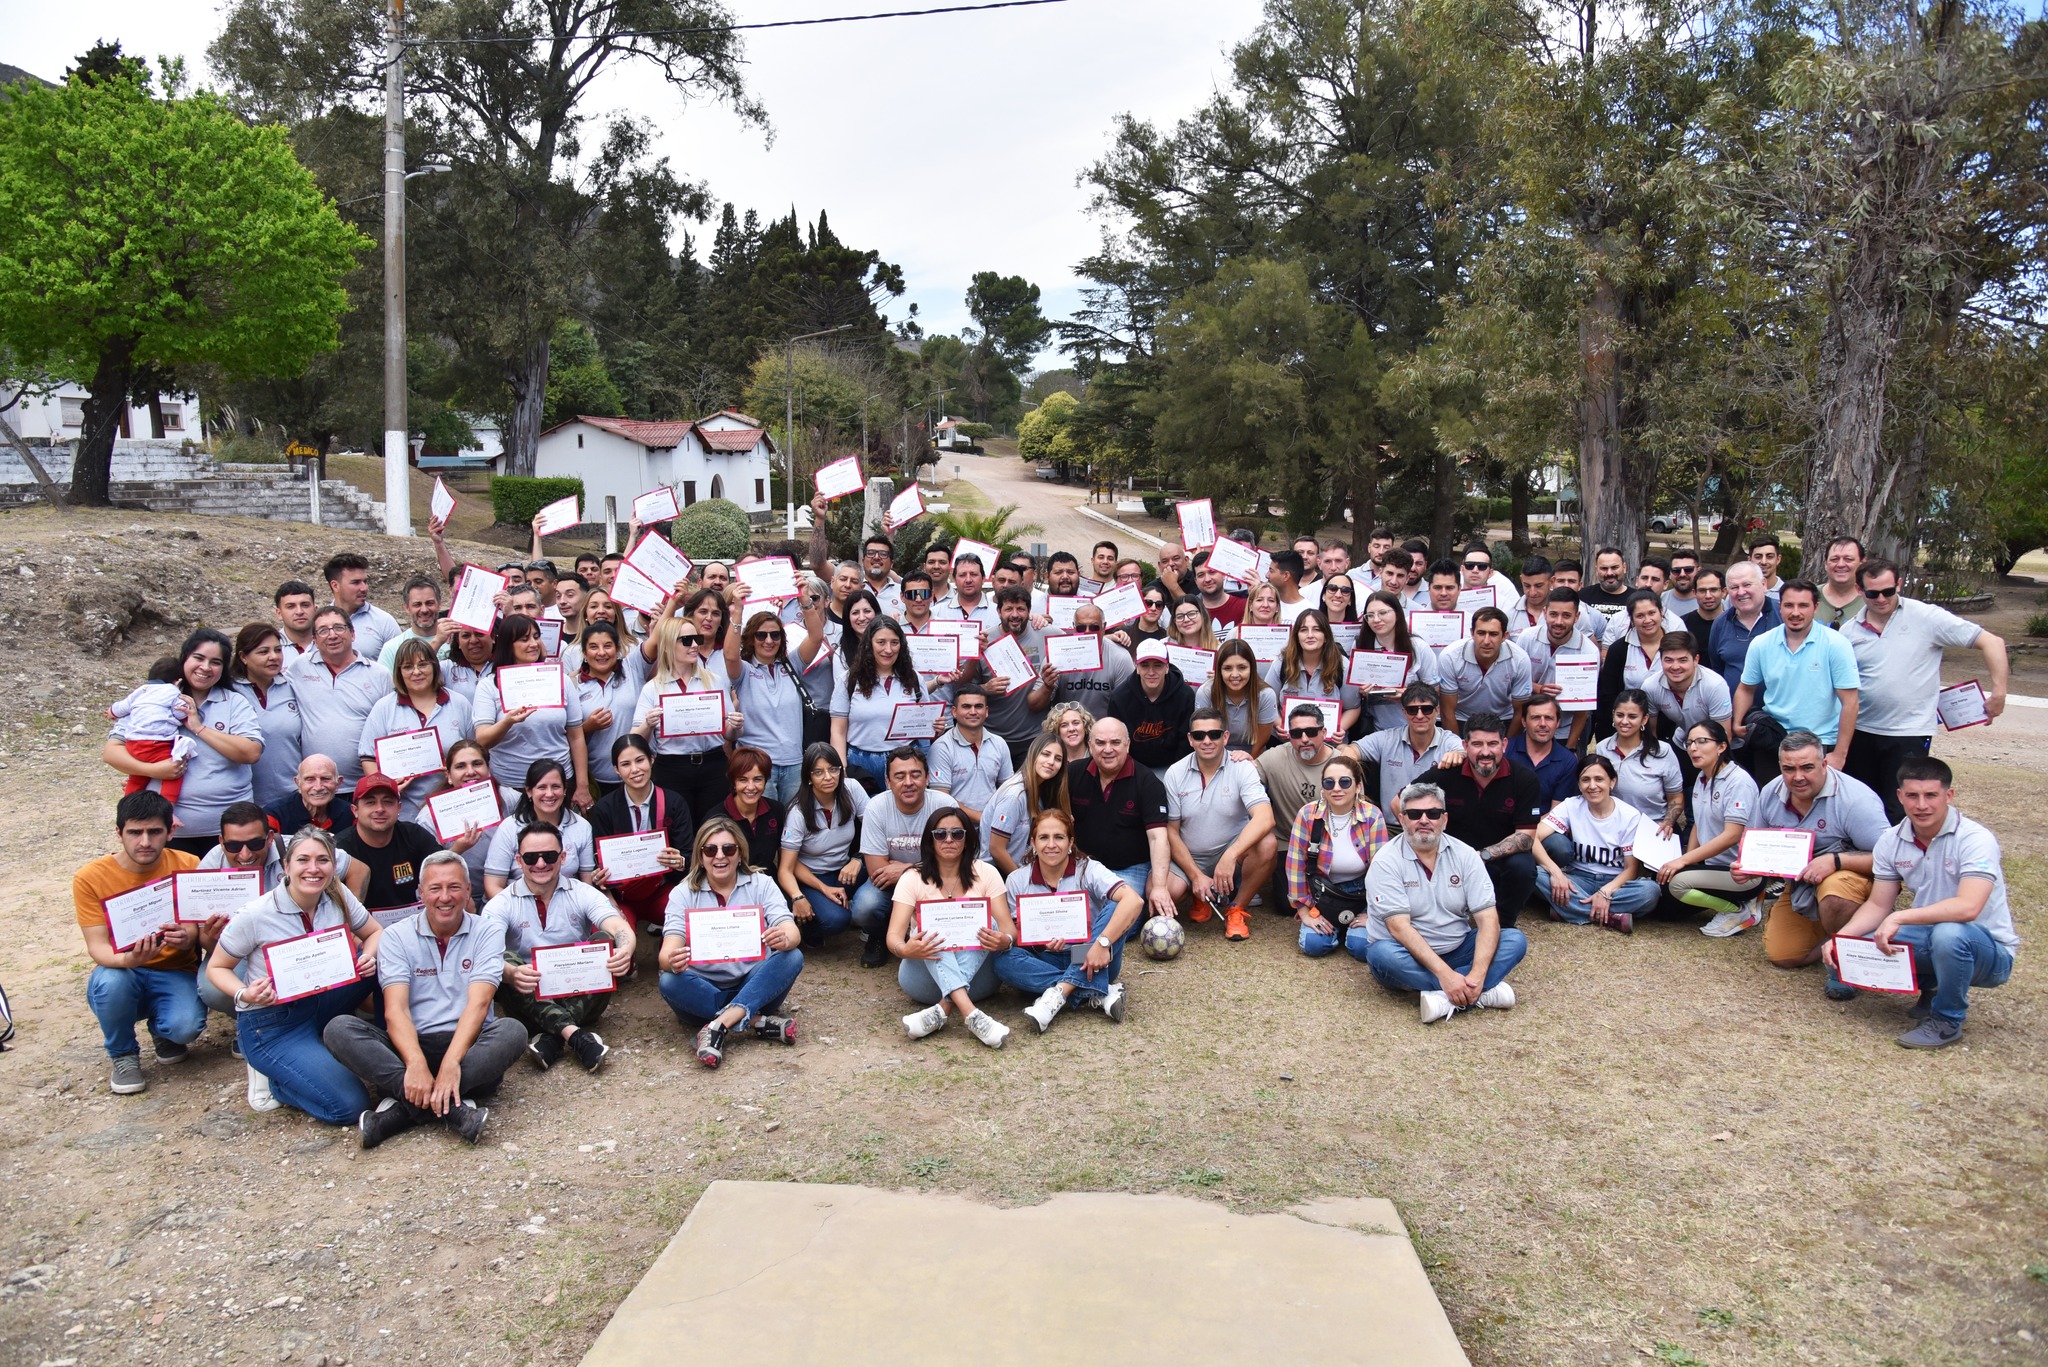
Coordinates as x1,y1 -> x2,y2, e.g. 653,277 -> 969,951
0,60 -> 366,504
541,320 -> 623,428
958,272 -> 1052,425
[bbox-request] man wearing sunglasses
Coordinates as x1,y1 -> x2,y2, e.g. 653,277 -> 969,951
1162,709 -> 1277,942
1362,782 -> 1525,1024
1458,542 -> 1518,605
1353,683 -> 1467,815
195,800 -> 362,909
1044,602 -> 1133,721
483,823 -> 634,1074
1839,559 -> 2008,820
1255,704 -> 1349,836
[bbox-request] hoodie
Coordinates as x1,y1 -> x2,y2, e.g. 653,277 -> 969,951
1109,664 -> 1196,771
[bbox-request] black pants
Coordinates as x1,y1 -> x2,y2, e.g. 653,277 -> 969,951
1845,732 -> 1930,823
654,751 -> 731,827
322,1015 -> 527,1118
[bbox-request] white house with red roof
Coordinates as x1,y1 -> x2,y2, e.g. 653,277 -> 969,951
534,411 -> 777,524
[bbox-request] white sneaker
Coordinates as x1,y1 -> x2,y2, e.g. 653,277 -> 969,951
1096,981 -> 1127,1023
901,1004 -> 948,1040
1700,903 -> 1761,938
1023,986 -> 1066,1033
964,1010 -> 1009,1049
1419,990 -> 1456,1024
246,1064 -> 280,1113
1477,982 -> 1516,1011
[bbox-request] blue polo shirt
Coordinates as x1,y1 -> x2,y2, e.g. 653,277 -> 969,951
1507,734 -> 1579,809
1708,600 -> 1781,699
1740,625 -> 1859,744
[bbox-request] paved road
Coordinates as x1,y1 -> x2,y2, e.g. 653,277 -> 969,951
937,441 -> 1168,558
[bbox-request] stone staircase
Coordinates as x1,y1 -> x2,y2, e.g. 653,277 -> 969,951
0,440 -> 386,532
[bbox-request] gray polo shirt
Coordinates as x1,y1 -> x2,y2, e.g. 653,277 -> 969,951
1871,809 -> 2017,949
1051,634 -> 1134,719
348,603 -> 403,662
1164,754 -> 1270,863
1690,764 -> 1759,869
660,869 -> 795,986
1592,735 -> 1684,822
216,884 -> 375,992
1355,725 -> 1462,814
1839,598 -> 1984,737
1643,669 -> 1731,732
780,778 -> 869,876
484,809 -> 597,880
377,909 -> 505,1034
482,876 -> 622,955
287,653 -> 393,785
980,777 -> 1034,866
356,689 -> 476,823
1436,639 -> 1533,721
108,684 -> 264,839
1362,833 -> 1497,952
733,656 -> 806,766
232,676 -> 303,811
929,729 -> 1013,815
858,788 -> 953,866
1754,769 -> 1891,913
1517,625 -> 1603,686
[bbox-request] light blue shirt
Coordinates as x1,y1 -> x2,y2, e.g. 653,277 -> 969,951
1740,624 -> 1859,744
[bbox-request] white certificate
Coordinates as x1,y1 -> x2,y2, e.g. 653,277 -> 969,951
1166,642 -> 1214,686
609,561 -> 670,616
954,538 -> 1001,573
1076,577 -> 1106,597
429,476 -> 457,523
1045,594 -> 1083,630
1252,549 -> 1273,585
534,941 -> 618,999
632,484 -> 680,524
1552,653 -> 1601,711
906,633 -> 961,676
374,727 -> 446,782
1205,536 -> 1260,584
1408,610 -> 1465,649
533,495 -> 580,535
1328,621 -> 1361,655
1092,582 -> 1145,628
426,779 -> 503,841
1014,892 -> 1091,946
102,877 -> 178,953
172,869 -> 260,924
1177,498 -> 1217,550
1936,679 -> 1990,731
1630,820 -> 1684,870
915,898 -> 992,951
1237,624 -> 1291,663
981,633 -> 1034,694
497,663 -> 565,711
886,701 -> 949,741
814,454 -> 865,501
448,565 -> 505,634
1281,694 -> 1341,737
597,831 -> 670,882
735,556 -> 799,602
1832,935 -> 1919,994
1735,828 -> 1816,879
262,926 -> 361,1004
886,481 -> 927,530
685,906 -> 765,964
625,532 -> 695,597
659,690 -> 728,738
1346,649 -> 1411,691
926,618 -> 983,659
1046,632 -> 1104,673
535,617 -> 564,658
1456,586 -> 1497,617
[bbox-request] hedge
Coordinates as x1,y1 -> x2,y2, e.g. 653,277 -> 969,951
697,496 -> 752,539
672,502 -> 752,561
491,476 -> 585,528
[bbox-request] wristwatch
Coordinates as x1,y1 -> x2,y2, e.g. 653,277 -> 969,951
1094,935 -> 1112,950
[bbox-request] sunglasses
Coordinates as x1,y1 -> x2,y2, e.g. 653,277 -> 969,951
1321,775 -> 1355,790
1324,586 -> 1352,595
220,838 -> 268,855
1144,598 -> 1166,608
702,843 -> 738,858
1288,726 -> 1324,739
1402,807 -> 1446,821
753,630 -> 785,641
676,634 -> 701,646
1862,586 -> 1899,600
905,589 -> 931,600
932,828 -> 968,841
1188,729 -> 1225,741
1463,561 -> 1490,571
1404,704 -> 1437,716
519,849 -> 562,867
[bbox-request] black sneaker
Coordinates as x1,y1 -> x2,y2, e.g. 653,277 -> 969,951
358,1097 -> 415,1150
151,1035 -> 189,1064
860,932 -> 889,968
1907,991 -> 1934,1021
528,1031 -> 565,1070
695,1021 -> 728,1069
1824,975 -> 1858,1002
566,1030 -> 609,1073
443,1099 -> 489,1143
752,1014 -> 798,1045
799,919 -> 824,948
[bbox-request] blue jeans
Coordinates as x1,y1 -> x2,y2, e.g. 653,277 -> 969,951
86,965 -> 208,1060
1109,863 -> 1152,941
898,952 -> 999,1004
1297,922 -> 1372,960
995,897 -> 1123,1002
847,746 -> 891,791
850,879 -> 893,934
659,948 -> 804,1027
766,764 -> 802,807
1535,866 -> 1663,924
1365,928 -> 1529,994
1884,922 -> 2014,1023
235,980 -> 376,1125
797,885 -> 856,940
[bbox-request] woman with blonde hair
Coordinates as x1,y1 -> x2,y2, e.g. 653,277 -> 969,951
632,613 -> 742,823
658,818 -> 805,1069
1042,701 -> 1093,764
1166,599 -> 1219,652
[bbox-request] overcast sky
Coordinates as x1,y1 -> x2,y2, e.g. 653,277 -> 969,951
10,0 -> 1268,367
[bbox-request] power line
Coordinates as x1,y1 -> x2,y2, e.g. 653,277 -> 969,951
407,0 -> 1072,47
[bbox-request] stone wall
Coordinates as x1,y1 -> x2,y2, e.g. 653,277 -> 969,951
0,441 -> 386,532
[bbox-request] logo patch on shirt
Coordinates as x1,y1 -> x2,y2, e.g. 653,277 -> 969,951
461,957 -> 473,971
1448,874 -> 1461,887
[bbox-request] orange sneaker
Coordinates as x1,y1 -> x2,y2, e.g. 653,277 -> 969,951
1224,908 -> 1251,941
1187,901 -> 1214,924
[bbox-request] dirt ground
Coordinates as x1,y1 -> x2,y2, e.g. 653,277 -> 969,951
0,504 -> 2043,1367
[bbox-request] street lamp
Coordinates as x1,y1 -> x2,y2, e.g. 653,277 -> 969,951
782,323 -> 852,537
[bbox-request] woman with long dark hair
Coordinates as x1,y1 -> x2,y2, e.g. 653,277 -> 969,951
1359,589 -> 1440,732
1207,638 -> 1276,754
1262,609 -> 1360,739
776,742 -> 868,946
472,613 -> 591,808
887,805 -> 1015,1048
831,617 -> 926,790
230,622 -> 302,810
103,626 -> 264,854
589,734 -> 693,941
1594,688 -> 1684,834
482,758 -> 598,898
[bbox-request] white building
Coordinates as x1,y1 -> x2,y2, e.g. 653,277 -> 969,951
934,417 -> 969,450
533,411 -> 776,525
4,383 -> 196,442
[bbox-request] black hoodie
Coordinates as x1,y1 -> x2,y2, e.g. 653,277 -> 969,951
1109,663 -> 1195,771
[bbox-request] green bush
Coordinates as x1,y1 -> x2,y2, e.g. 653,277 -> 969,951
957,422 -> 994,441
1778,540 -> 1803,580
672,501 -> 752,561
1142,495 -> 1172,519
491,476 -> 585,528
2023,611 -> 2048,638
692,496 -> 752,539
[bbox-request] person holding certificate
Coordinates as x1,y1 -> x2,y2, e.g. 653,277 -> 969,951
206,828 -> 383,1126
356,639 -> 475,823
631,615 -> 741,825
588,735 -> 693,939
982,735 -> 1073,876
574,623 -> 648,800
888,807 -> 1016,1049
830,620 -> 931,791
1048,603 -> 1135,722
1751,730 -> 1891,975
482,824 -> 634,1073
74,792 -> 209,1097
995,808 -> 1144,1032
229,623 -> 303,811
483,760 -> 600,898
658,819 -> 805,1070
1358,592 -> 1442,734
1263,611 -> 1361,739
326,852 -> 524,1148
1656,722 -> 1765,938
1824,757 -> 2018,1049
1527,755 -> 1663,933
1436,609 -> 1533,735
432,740 -> 510,892
472,614 -> 592,809
1515,590 -> 1601,752
776,744 -> 869,946
722,609 -> 810,805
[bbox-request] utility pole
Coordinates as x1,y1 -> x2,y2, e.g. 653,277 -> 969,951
381,0 -> 411,537
781,323 -> 851,538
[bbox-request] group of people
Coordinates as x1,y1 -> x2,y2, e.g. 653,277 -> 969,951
71,504 -> 2021,1149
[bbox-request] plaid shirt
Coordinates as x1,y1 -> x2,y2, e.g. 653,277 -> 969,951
1284,798 -> 1391,912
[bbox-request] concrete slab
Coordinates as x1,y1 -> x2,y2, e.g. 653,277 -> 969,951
581,1182 -> 1469,1366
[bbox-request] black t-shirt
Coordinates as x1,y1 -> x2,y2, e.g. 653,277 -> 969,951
336,821 -> 443,911
1437,761 -> 1545,852
1579,583 -> 1632,612
1066,758 -> 1170,870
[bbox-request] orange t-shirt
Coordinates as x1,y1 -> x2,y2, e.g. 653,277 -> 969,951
73,850 -> 203,971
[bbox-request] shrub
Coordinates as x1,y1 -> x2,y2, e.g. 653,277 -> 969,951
671,502 -> 752,561
2022,612 -> 2048,638
957,422 -> 994,441
694,496 -> 752,539
491,476 -> 585,528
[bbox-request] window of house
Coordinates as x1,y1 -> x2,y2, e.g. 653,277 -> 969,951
160,403 -> 184,431
683,481 -> 697,506
755,478 -> 765,505
709,474 -> 724,500
577,433 -> 584,448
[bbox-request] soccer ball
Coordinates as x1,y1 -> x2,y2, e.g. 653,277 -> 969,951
1140,916 -> 1185,961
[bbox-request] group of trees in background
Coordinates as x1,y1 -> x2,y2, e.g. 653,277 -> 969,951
1047,0 -> 2048,574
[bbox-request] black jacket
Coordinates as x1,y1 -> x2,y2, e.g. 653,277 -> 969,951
588,783 -> 696,865
1108,664 -> 1196,771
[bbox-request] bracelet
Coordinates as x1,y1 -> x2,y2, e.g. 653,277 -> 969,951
233,986 -> 249,1007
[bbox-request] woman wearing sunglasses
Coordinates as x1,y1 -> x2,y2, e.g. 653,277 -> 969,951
724,609 -> 807,805
1283,754 -> 1390,958
1529,754 -> 1664,934
632,614 -> 743,826
982,733 -> 1072,876
889,807 -> 1017,1048
658,819 -> 805,1069
482,758 -> 599,898
1117,589 -> 1170,649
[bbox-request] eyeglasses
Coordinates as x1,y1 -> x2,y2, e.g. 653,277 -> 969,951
220,838 -> 268,855
1402,807 -> 1446,822
904,588 -> 931,600
932,828 -> 968,841
314,625 -> 350,638
1321,775 -> 1355,790
702,842 -> 739,858
1188,729 -> 1225,741
1403,704 -> 1437,716
865,549 -> 891,558
753,630 -> 785,641
1463,561 -> 1490,571
519,849 -> 562,867
1862,585 -> 1899,600
1288,726 -> 1324,739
